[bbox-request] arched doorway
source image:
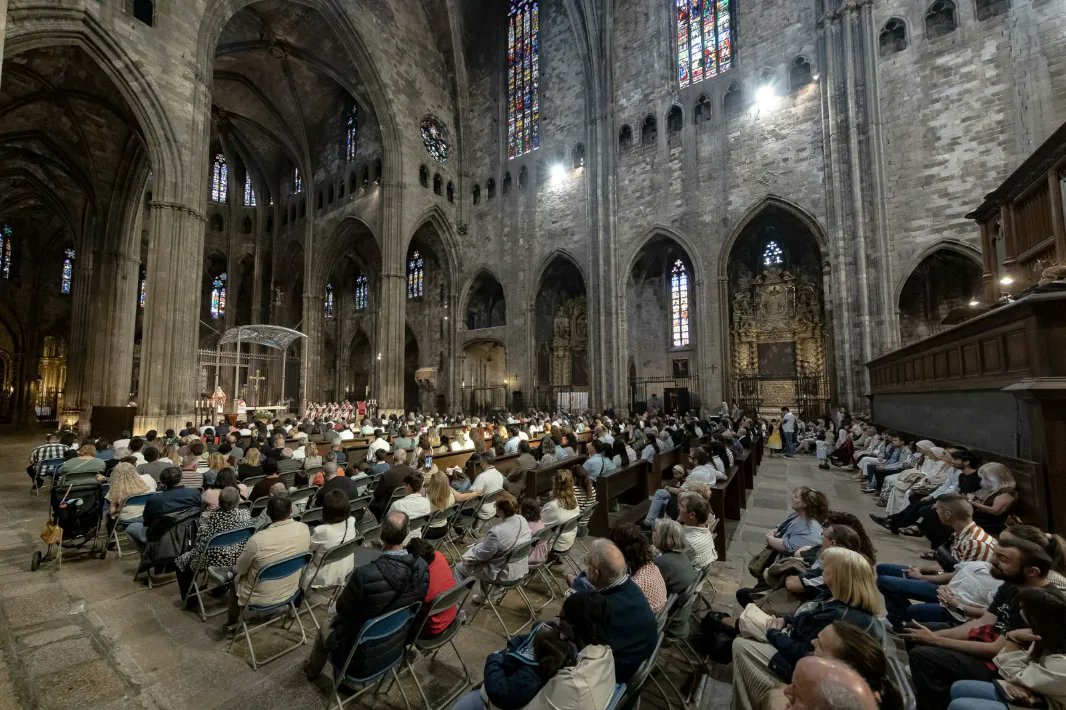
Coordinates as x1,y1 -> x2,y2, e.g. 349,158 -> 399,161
346,329 -> 371,402
627,235 -> 698,414
533,255 -> 588,410
404,218 -> 455,412
898,247 -> 982,345
461,339 -> 507,414
727,207 -> 830,419
464,271 -> 506,330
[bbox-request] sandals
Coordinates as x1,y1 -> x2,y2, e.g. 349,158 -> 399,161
919,551 -> 937,561
900,526 -> 923,537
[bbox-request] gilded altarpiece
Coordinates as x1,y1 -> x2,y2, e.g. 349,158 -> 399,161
548,297 -> 589,387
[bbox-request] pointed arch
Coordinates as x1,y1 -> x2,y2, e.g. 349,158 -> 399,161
462,268 -> 508,330
892,239 -> 983,310
720,196 -> 829,280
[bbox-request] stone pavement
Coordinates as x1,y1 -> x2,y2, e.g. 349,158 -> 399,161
0,433 -> 925,709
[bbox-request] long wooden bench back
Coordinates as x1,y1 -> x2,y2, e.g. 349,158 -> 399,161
589,460 -> 652,537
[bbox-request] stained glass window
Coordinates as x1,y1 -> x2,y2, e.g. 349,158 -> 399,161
507,1 -> 540,159
293,167 -> 303,194
243,177 -> 256,207
211,153 -> 228,203
0,224 -> 12,279
139,266 -> 147,308
670,259 -> 690,348
324,282 -> 335,319
763,241 -> 784,266
676,0 -> 734,88
407,250 -> 424,299
210,273 -> 227,319
420,117 -> 449,163
345,109 -> 358,163
354,273 -> 368,311
61,248 -> 75,294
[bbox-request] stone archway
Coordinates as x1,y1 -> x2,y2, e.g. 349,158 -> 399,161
464,270 -> 506,330
533,254 -> 588,410
461,339 -> 508,414
726,208 -> 831,419
898,247 -> 983,345
346,329 -> 372,402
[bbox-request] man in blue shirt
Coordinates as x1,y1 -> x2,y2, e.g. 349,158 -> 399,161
582,440 -> 616,480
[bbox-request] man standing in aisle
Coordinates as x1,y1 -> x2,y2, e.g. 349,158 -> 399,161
780,407 -> 796,458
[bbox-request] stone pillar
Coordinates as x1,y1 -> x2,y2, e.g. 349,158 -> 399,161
0,0 -> 7,87
83,246 -> 139,408
375,181 -> 406,413
64,248 -> 95,430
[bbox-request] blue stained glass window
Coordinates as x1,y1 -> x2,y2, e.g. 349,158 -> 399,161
420,117 -> 449,163
507,1 -> 540,159
671,259 -> 691,347
676,0 -> 734,88
210,273 -> 227,319
324,282 -> 334,318
243,177 -> 256,207
211,153 -> 228,202
763,241 -> 784,266
354,273 -> 368,311
0,224 -> 12,279
139,266 -> 147,308
61,248 -> 75,294
345,109 -> 358,163
407,251 -> 424,299
293,167 -> 303,194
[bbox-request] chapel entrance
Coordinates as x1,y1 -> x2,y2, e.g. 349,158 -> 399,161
533,256 -> 589,410
727,207 -> 831,420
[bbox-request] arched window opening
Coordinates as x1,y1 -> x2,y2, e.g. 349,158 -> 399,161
328,185 -> 335,204
926,0 -> 958,39
619,124 -> 633,150
139,266 -> 147,308
724,82 -> 745,117
507,0 -> 541,159
407,251 -> 424,299
373,160 -> 382,185
666,105 -> 683,138
976,0 -> 1010,21
210,214 -> 224,232
344,108 -> 358,162
354,273 -> 369,311
518,166 -> 528,188
210,153 -> 228,203
472,184 -> 481,205
210,273 -> 227,318
0,224 -> 12,279
419,165 -> 429,188
61,248 -> 75,294
670,259 -> 691,348
676,0 -> 734,87
763,240 -> 784,267
338,181 -> 345,199
361,166 -> 369,190
324,282 -> 334,319
433,173 -> 442,195
241,216 -> 252,234
487,178 -> 497,199
572,143 -> 585,169
293,167 -> 303,194
503,172 -> 512,195
789,56 -> 813,92
694,95 -> 712,125
641,115 -> 658,145
243,177 -> 256,206
133,0 -> 154,27
316,190 -> 323,210
879,18 -> 908,57
447,181 -> 455,203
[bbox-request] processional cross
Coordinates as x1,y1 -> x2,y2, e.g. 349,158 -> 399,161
247,369 -> 266,404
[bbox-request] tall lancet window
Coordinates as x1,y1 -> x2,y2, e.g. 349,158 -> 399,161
243,177 -> 256,207
293,167 -> 303,194
670,259 -> 691,348
211,153 -> 228,203
354,273 -> 368,311
676,0 -> 734,88
61,248 -> 75,294
324,282 -> 335,319
345,108 -> 358,163
763,240 -> 784,267
139,266 -> 147,308
507,1 -> 540,159
210,273 -> 227,319
407,250 -> 424,299
0,224 -> 12,279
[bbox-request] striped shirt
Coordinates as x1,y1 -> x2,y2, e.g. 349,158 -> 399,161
29,443 -> 71,466
951,521 -> 997,562
573,484 -> 597,512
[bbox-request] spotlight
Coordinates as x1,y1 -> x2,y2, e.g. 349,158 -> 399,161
550,163 -> 567,183
968,298 -> 980,307
753,84 -> 779,115
999,275 -> 1014,286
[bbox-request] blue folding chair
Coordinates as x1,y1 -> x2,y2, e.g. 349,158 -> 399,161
228,552 -> 313,670
329,602 -> 422,710
183,526 -> 256,621
32,458 -> 67,496
406,577 -> 477,709
110,492 -> 156,558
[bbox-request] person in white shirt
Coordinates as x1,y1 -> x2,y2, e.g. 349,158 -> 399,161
338,425 -> 355,441
678,491 -> 717,568
453,451 -> 505,519
780,407 -> 797,458
367,430 -> 390,458
642,448 -> 723,529
389,473 -> 432,543
359,419 -> 376,436
303,488 -> 358,589
292,435 -> 309,460
595,425 -> 614,447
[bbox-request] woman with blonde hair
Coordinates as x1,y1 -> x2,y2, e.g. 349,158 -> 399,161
302,442 -> 323,470
541,469 -> 582,554
161,443 -> 180,466
104,462 -> 152,540
424,470 -> 456,541
730,546 -> 886,710
968,461 -> 1017,536
205,451 -> 227,487
237,446 -> 262,481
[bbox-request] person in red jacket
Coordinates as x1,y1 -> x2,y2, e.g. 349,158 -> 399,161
406,537 -> 457,637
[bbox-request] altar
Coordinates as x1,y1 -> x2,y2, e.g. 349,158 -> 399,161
202,325 -> 306,422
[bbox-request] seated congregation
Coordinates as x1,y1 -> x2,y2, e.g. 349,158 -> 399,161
25,410 -> 1066,709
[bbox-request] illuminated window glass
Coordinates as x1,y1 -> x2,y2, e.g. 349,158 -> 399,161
324,282 -> 334,318
210,273 -> 227,319
763,240 -> 784,266
0,224 -> 12,279
670,259 -> 690,348
507,1 -> 540,159
407,250 -> 424,299
293,167 -> 303,194
676,0 -> 734,88
243,177 -> 256,207
354,273 -> 368,311
420,117 -> 449,163
139,266 -> 147,308
211,153 -> 228,202
61,248 -> 75,294
345,109 -> 358,163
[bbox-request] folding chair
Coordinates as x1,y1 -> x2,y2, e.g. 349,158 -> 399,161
301,535 -> 364,629
607,632 -> 667,710
423,503 -> 458,550
361,523 -> 383,548
524,523 -> 565,605
652,573 -> 712,707
329,602 -> 422,710
278,471 -> 297,489
183,526 -> 256,621
574,502 -> 599,554
243,474 -> 266,488
545,515 -> 583,586
442,497 -> 484,560
289,486 -> 318,516
383,487 -> 406,512
32,458 -> 66,497
299,507 -> 324,527
237,499 -> 252,511
470,490 -> 501,535
110,492 -> 156,558
466,539 -> 537,638
228,552 -> 313,670
408,514 -> 432,539
406,577 -> 477,710
349,494 -> 372,525
249,496 -> 271,519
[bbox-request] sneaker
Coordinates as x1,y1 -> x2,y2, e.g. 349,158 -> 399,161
223,622 -> 239,639
869,514 -> 894,532
875,500 -> 887,508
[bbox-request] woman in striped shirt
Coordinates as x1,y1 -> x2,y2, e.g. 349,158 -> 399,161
572,467 -> 597,513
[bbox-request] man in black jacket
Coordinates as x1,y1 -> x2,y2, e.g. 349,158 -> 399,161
369,449 -> 417,520
303,511 -> 429,680
126,467 -> 201,552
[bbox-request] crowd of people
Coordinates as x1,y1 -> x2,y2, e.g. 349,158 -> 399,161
25,405 -> 1066,709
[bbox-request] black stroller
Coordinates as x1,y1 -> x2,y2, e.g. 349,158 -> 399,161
30,478 -> 106,571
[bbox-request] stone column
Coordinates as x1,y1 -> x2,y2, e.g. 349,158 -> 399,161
83,246 -> 140,408
64,246 -> 95,430
374,181 -> 406,413
0,0 -> 7,87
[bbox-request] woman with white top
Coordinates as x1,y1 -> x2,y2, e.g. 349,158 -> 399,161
303,489 -> 358,590
541,470 -> 582,554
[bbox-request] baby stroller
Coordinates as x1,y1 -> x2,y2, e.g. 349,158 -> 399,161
30,479 -> 106,571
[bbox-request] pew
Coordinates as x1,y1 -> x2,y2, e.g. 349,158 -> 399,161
589,460 -> 652,538
737,449 -> 755,490
575,430 -> 594,446
522,457 -> 589,500
710,464 -> 745,560
652,448 -> 681,497
493,452 -> 522,476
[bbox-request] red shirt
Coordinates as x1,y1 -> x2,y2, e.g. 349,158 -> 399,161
423,551 -> 457,636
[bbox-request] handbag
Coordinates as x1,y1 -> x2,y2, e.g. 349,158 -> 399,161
40,484 -> 73,545
764,557 -> 809,589
748,545 -> 778,579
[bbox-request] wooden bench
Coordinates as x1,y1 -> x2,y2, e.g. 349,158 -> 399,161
522,456 -> 589,499
737,449 -> 755,490
652,448 -> 681,497
589,460 -> 652,538
711,465 -> 746,560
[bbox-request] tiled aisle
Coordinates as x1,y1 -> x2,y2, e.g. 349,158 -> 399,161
0,433 -> 925,709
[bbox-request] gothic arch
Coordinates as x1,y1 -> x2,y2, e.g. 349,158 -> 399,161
623,226 -> 704,290
895,243 -> 983,345
531,249 -> 588,297
462,269 -> 507,330
892,240 -> 983,308
404,205 -> 460,289
720,196 -> 830,280
313,216 -> 381,292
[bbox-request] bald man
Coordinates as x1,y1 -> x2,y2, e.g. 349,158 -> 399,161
783,656 -> 878,710
570,540 -> 658,683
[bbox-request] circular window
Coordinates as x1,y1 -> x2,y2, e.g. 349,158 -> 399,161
420,116 -> 449,163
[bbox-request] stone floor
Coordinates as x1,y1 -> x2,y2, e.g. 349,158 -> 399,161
0,434 -> 925,709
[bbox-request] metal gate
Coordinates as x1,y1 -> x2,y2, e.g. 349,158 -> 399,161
460,385 -> 508,415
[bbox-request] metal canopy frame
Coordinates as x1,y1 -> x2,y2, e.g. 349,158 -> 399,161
214,326 -> 307,408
